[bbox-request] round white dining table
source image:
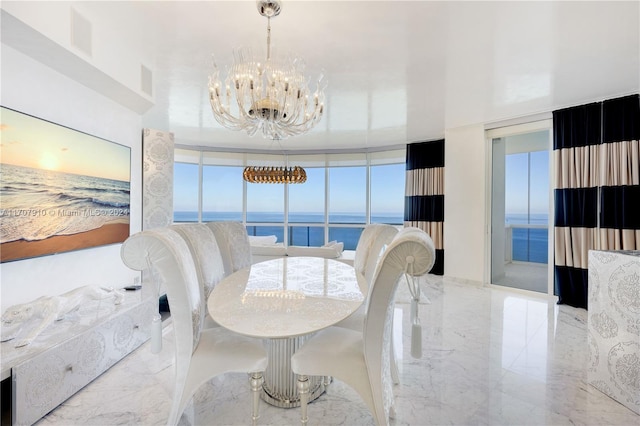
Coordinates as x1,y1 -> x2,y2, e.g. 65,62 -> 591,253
207,256 -> 366,407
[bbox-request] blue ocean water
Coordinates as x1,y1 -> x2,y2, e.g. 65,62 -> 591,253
511,228 -> 548,263
507,213 -> 549,264
505,213 -> 548,225
0,163 -> 130,243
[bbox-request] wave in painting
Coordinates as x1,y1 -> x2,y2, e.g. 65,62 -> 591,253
0,163 -> 130,244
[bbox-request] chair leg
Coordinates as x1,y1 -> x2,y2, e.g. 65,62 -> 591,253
390,401 -> 397,419
391,314 -> 401,385
323,376 -> 332,387
297,375 -> 310,425
390,340 -> 400,385
249,371 -> 264,425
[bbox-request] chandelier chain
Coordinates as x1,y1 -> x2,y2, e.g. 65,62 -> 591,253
266,17 -> 271,61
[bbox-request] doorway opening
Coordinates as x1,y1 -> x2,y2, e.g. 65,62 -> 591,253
489,126 -> 552,293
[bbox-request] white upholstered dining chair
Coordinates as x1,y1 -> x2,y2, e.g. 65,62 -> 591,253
170,223 -> 225,301
206,221 -> 253,276
291,227 -> 435,426
335,224 -> 402,382
170,223 -> 225,327
353,224 -> 400,284
336,224 -> 399,328
121,227 -> 268,425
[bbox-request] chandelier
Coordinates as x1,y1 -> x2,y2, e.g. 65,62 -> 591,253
243,165 -> 307,184
208,0 -> 326,140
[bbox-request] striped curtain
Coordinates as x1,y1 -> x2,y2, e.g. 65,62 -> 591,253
553,102 -> 600,308
553,94 -> 639,309
405,139 -> 444,275
599,95 -> 640,251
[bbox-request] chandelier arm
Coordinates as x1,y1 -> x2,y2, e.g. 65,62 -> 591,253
210,95 -> 244,129
278,88 -> 309,127
209,73 -> 252,131
278,101 -> 297,126
277,108 -> 324,135
294,84 -> 322,126
209,98 -> 235,127
280,107 -> 316,133
292,86 -> 311,123
240,91 -> 255,122
211,95 -> 259,133
235,81 -> 258,124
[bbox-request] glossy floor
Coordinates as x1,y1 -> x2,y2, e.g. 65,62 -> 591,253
37,276 -> 639,425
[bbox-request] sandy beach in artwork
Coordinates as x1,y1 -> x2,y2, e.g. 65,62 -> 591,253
0,221 -> 130,263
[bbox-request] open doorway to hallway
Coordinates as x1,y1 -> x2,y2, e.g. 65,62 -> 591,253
490,126 -> 551,293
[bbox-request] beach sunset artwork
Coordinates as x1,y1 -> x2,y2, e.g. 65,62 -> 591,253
0,107 -> 131,263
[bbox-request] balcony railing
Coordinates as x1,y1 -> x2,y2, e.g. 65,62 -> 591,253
246,224 -> 365,250
505,224 -> 548,264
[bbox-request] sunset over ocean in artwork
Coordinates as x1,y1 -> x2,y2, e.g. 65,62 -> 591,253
0,107 -> 131,262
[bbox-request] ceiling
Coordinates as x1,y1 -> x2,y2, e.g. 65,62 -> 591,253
6,1 -> 640,152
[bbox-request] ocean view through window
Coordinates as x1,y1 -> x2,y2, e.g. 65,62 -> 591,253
173,148 -> 406,250
506,213 -> 548,264
490,126 -> 551,294
504,142 -> 550,265
172,212 -> 404,250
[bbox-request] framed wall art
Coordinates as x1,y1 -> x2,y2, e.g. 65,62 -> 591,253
0,106 -> 131,263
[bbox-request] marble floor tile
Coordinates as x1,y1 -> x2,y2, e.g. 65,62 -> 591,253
36,276 -> 639,425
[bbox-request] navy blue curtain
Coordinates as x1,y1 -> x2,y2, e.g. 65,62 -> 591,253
599,94 -> 640,250
405,139 -> 444,275
553,94 -> 639,309
553,102 -> 600,308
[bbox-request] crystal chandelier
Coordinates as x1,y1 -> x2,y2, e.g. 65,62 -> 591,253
208,0 -> 326,140
243,165 -> 307,184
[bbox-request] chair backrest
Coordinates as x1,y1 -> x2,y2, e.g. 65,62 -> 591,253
121,228 -> 209,419
206,221 -> 252,276
171,223 -> 225,300
121,228 -> 205,357
362,227 -> 435,422
354,224 -> 399,285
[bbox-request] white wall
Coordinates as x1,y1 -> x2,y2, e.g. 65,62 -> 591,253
1,4 -> 153,113
443,124 -> 487,282
0,45 -> 143,311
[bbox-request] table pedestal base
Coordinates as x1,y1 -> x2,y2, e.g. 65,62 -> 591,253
261,336 -> 326,408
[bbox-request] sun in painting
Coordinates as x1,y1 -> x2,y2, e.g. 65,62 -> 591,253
39,151 -> 60,171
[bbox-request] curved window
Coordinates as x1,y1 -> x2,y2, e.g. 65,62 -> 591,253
173,162 -> 199,222
371,163 -> 405,225
329,166 -> 366,224
289,167 -> 324,223
173,148 -> 406,248
202,165 -> 243,221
